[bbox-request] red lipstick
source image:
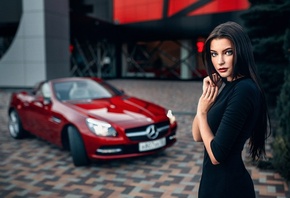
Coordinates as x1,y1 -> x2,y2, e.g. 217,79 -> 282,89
218,68 -> 228,73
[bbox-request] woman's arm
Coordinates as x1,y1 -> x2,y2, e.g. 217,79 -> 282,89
196,81 -> 220,165
192,116 -> 202,142
197,113 -> 219,165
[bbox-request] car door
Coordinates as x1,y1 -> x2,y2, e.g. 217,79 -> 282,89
29,82 -> 54,141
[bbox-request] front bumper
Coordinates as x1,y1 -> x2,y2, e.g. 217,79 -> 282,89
87,132 -> 177,160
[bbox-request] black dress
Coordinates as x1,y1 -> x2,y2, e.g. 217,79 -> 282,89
198,77 -> 259,198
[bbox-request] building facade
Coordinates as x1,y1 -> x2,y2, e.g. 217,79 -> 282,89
0,0 -> 249,87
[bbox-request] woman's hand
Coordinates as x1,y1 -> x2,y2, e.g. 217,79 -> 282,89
198,76 -> 219,115
203,74 -> 222,92
213,73 -> 223,89
202,76 -> 213,92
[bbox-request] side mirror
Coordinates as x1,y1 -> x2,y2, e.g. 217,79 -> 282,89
35,95 -> 51,105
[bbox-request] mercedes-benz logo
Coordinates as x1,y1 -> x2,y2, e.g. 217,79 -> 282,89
146,125 -> 158,139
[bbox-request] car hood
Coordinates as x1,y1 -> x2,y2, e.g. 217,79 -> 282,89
65,96 -> 167,127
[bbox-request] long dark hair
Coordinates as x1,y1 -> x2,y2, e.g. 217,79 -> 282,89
202,21 -> 271,161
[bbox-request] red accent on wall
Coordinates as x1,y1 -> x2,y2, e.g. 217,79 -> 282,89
114,0 -> 163,24
188,0 -> 249,16
69,45 -> 74,53
113,0 -> 250,24
168,0 -> 198,17
196,41 -> 204,53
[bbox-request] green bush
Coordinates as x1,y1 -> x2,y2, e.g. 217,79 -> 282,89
272,135 -> 290,181
257,62 -> 285,106
273,68 -> 290,181
241,2 -> 290,107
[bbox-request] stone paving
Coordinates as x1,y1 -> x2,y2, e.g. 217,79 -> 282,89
0,79 -> 289,198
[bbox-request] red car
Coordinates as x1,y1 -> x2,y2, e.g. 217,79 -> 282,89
8,77 -> 177,166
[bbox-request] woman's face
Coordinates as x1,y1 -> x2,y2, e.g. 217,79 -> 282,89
210,38 -> 234,81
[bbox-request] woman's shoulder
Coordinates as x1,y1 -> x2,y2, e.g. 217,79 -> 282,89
234,78 -> 258,92
221,77 -> 259,97
230,78 -> 260,101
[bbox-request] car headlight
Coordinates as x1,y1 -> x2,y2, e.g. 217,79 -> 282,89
86,118 -> 117,137
167,110 -> 176,124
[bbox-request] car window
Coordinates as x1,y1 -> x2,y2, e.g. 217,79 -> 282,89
53,79 -> 120,101
53,82 -> 72,100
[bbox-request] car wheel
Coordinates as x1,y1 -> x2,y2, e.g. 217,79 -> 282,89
8,110 -> 26,139
68,126 -> 90,166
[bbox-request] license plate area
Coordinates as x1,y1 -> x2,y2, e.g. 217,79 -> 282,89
139,138 -> 166,152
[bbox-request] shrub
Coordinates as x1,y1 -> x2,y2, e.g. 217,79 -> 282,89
273,68 -> 290,181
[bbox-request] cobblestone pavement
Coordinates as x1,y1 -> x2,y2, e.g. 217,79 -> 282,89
0,79 -> 289,198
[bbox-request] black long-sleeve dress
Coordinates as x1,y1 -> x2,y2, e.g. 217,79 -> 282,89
198,77 -> 259,198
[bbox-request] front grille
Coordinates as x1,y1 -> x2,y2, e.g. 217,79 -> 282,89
125,121 -> 170,141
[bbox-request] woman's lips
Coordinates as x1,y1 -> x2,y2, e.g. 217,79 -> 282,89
218,68 -> 228,73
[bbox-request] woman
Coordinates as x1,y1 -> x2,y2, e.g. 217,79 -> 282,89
192,21 -> 271,198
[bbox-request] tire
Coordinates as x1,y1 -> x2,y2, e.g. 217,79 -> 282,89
68,126 -> 90,166
8,110 -> 26,139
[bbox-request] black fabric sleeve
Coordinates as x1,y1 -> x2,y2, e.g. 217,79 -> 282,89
210,82 -> 257,163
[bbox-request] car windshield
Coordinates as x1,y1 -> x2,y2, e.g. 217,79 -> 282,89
53,79 -> 122,101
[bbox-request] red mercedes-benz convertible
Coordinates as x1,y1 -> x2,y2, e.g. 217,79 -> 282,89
8,77 -> 177,166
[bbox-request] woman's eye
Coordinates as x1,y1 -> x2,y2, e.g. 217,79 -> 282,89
225,50 -> 233,55
211,52 -> 217,57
